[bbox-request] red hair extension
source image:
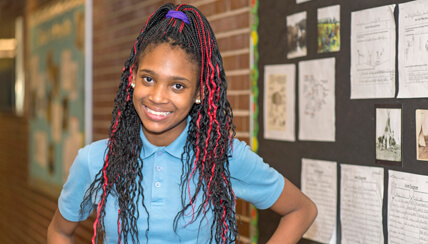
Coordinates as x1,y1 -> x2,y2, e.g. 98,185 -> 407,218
118,209 -> 122,244
179,22 -> 184,33
92,107 -> 122,242
183,7 -> 207,225
220,199 -> 227,244
175,4 -> 186,10
92,152 -> 110,243
186,114 -> 202,224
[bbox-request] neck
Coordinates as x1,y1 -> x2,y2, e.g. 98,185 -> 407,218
142,119 -> 187,147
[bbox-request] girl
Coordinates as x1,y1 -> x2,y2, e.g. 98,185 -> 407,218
48,3 -> 317,244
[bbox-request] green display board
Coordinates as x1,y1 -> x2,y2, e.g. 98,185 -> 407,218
28,0 -> 85,196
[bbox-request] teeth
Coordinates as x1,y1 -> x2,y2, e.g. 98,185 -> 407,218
146,107 -> 171,116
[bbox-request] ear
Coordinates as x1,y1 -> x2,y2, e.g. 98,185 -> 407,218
131,68 -> 137,84
195,92 -> 201,104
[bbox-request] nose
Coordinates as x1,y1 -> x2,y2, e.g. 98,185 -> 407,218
149,83 -> 168,104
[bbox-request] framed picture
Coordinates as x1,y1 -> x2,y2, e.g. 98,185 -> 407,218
416,109 -> 428,161
263,64 -> 296,141
375,104 -> 402,166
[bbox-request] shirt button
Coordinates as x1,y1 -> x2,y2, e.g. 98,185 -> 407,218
156,166 -> 162,172
155,182 -> 161,188
157,151 -> 163,156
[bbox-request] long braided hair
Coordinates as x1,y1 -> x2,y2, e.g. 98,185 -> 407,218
81,3 -> 237,243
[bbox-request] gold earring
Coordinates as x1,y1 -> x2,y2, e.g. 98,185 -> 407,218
195,99 -> 201,104
131,83 -> 135,88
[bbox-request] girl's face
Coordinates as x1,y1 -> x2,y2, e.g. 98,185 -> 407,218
132,43 -> 200,146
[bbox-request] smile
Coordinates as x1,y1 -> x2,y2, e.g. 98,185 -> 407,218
145,106 -> 172,117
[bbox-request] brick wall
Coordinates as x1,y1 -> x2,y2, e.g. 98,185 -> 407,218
0,0 -> 252,242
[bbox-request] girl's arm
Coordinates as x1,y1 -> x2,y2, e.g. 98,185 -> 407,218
47,208 -> 80,244
267,177 -> 317,244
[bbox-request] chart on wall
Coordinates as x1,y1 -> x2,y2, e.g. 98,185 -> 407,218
28,0 -> 85,196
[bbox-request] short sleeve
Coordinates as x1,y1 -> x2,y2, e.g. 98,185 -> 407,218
58,144 -> 95,222
229,139 -> 285,209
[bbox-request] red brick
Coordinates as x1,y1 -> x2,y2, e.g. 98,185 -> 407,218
217,33 -> 250,52
227,74 -> 250,90
223,53 -> 250,70
231,0 -> 250,10
210,12 -> 249,33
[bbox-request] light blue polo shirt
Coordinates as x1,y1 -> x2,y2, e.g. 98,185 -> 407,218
58,121 -> 284,243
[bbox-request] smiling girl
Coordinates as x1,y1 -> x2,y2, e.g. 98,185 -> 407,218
48,3 -> 317,244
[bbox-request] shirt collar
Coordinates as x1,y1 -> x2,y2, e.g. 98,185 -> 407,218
139,117 -> 190,159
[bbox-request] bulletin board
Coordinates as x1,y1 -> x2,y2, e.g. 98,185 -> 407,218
28,0 -> 85,197
255,0 -> 428,243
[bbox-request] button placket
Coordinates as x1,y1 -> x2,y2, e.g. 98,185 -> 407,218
153,149 -> 164,190
152,149 -> 165,205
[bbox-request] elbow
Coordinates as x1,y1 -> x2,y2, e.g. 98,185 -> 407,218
308,199 -> 318,224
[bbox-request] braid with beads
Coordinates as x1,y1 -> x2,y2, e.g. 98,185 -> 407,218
80,3 -> 237,243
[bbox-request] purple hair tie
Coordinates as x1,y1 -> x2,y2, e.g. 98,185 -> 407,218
165,10 -> 190,25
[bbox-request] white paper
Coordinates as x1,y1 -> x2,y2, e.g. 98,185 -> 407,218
287,12 -> 307,59
350,5 -> 396,99
296,0 -> 311,3
263,64 -> 295,141
388,170 -> 428,243
398,0 -> 428,98
298,58 -> 335,142
340,164 -> 384,244
302,158 -> 337,244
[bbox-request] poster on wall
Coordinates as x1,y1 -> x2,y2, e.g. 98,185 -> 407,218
340,164 -> 384,244
28,0 -> 85,196
375,105 -> 402,166
301,158 -> 337,244
287,11 -> 307,59
263,64 -> 296,141
388,170 -> 428,243
398,0 -> 428,98
298,57 -> 335,142
416,109 -> 428,161
350,5 -> 396,99
317,5 -> 340,53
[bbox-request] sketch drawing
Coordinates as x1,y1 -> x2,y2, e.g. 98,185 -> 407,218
302,75 -> 329,118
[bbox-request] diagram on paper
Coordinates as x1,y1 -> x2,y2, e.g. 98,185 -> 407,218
388,170 -> 428,244
302,74 -> 329,118
356,48 -> 388,69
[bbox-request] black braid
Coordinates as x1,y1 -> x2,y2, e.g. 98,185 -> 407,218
81,3 -> 237,243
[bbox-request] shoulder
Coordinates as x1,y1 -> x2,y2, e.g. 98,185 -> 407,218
73,139 -> 108,175
228,138 -> 263,177
229,138 -> 262,164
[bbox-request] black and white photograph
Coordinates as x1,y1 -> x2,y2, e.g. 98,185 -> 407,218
376,105 -> 402,165
287,11 -> 307,59
416,109 -> 428,161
